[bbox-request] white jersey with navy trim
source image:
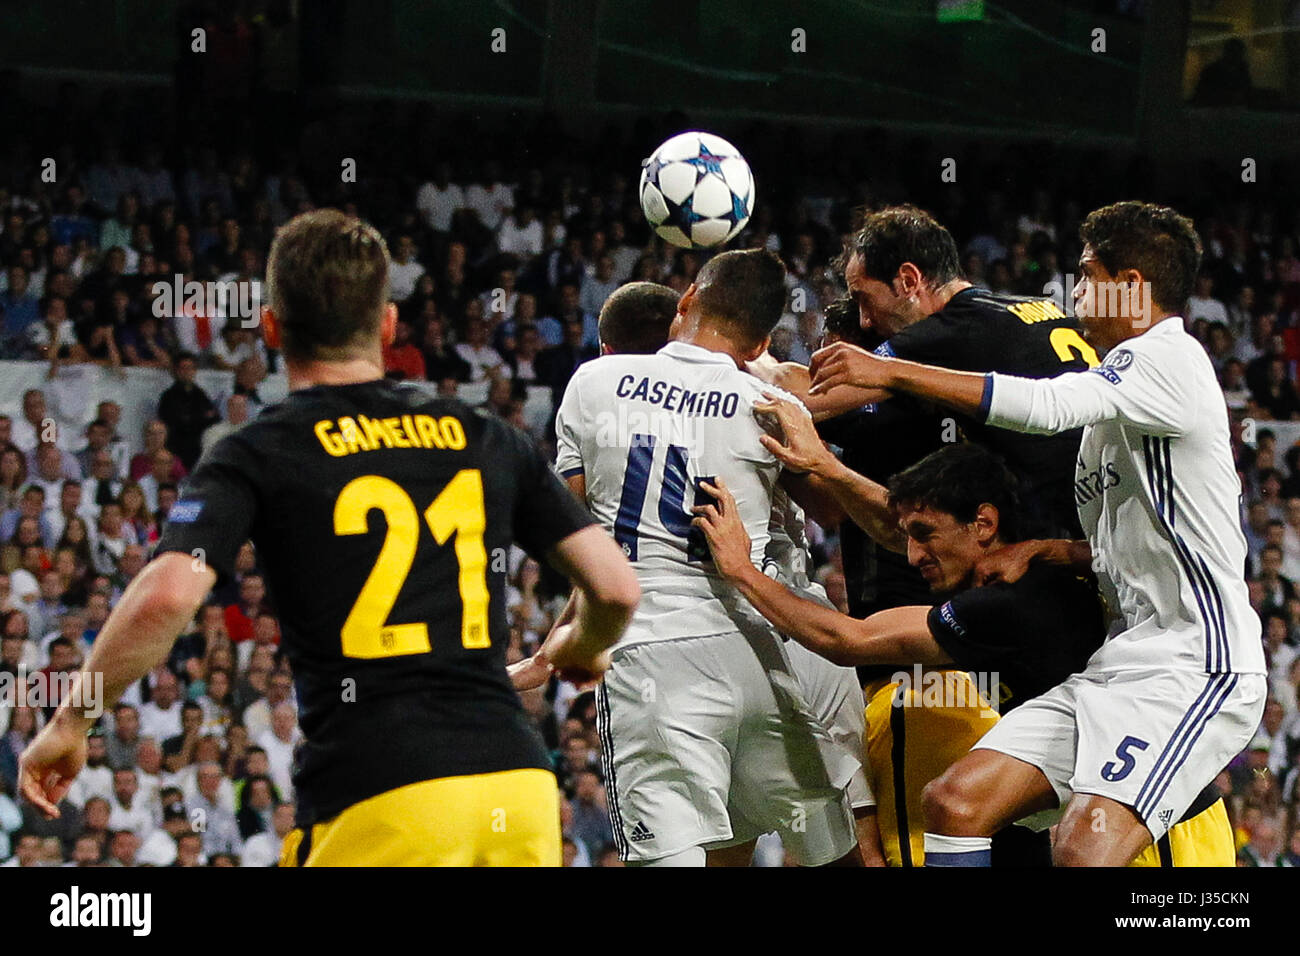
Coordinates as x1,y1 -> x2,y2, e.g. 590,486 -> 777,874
555,340 -> 801,645
985,316 -> 1264,676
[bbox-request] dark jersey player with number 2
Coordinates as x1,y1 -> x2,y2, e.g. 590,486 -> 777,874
18,211 -> 640,867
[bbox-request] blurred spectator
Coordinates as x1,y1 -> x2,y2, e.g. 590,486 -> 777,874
388,235 -> 425,302
415,162 -> 463,235
156,351 -> 220,470
420,318 -> 470,383
240,800 -> 294,867
455,317 -> 509,382
383,317 -> 426,381
202,393 -> 252,454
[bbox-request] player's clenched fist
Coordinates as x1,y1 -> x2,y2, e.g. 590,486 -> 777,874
809,341 -> 895,395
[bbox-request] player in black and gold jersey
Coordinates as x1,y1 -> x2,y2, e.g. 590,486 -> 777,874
18,210 -> 640,867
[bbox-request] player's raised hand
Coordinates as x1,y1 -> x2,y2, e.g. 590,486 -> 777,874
809,341 -> 894,395
753,392 -> 835,476
18,715 -> 89,819
973,540 -> 1037,586
691,478 -> 753,581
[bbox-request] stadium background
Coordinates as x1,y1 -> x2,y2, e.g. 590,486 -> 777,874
0,0 -> 1297,866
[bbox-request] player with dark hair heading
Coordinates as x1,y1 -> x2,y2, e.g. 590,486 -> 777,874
19,208 -> 640,867
520,272 -> 880,865
808,200 -> 1265,866
553,247 -> 863,867
755,205 -> 1101,866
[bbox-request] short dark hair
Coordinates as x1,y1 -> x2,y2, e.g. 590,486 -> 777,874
598,281 -> 679,354
888,444 -> 1022,543
822,295 -> 872,348
848,205 -> 961,288
267,209 -> 391,362
692,249 -> 787,346
1079,201 -> 1202,314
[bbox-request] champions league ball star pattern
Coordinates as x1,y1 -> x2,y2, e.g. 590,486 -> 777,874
639,131 -> 755,249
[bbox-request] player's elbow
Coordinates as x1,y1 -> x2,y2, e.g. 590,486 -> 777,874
135,552 -> 215,619
583,566 -> 641,618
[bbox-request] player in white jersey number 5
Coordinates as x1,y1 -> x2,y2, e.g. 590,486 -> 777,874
807,202 -> 1266,866
555,252 -> 862,866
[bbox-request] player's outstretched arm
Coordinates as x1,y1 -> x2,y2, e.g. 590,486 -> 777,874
693,478 -> 946,668
19,552 -> 215,817
544,526 -> 640,681
812,340 -> 1191,438
756,394 -> 906,552
810,342 -> 987,416
747,352 -> 888,422
973,539 -> 1094,586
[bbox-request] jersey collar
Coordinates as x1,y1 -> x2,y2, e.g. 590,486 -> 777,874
657,341 -> 742,367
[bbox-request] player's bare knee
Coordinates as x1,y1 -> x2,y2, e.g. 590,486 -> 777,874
1051,832 -> 1099,868
921,773 -> 985,835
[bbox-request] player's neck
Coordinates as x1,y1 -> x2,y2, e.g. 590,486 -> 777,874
918,279 -> 972,317
286,354 -> 387,391
674,325 -> 750,369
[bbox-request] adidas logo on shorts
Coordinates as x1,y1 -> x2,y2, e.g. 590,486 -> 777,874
1158,808 -> 1174,829
627,820 -> 655,843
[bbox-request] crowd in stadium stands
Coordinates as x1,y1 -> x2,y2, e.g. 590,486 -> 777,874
1,94 -> 1298,866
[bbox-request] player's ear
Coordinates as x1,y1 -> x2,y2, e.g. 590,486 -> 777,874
743,335 -> 772,363
260,306 -> 281,350
896,263 -> 924,298
379,302 -> 398,347
974,503 -> 999,545
600,342 -> 613,356
677,284 -> 696,316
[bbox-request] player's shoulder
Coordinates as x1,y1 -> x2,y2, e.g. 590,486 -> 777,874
940,287 -> 1068,322
1100,317 -> 1209,378
566,352 -> 652,388
746,377 -> 805,412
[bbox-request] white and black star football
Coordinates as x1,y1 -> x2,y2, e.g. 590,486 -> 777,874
639,131 -> 755,249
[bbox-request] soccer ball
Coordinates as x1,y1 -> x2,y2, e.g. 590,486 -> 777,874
639,131 -> 755,249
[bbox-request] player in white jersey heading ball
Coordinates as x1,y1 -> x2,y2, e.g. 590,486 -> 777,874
554,254 -> 863,866
808,201 -> 1266,866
